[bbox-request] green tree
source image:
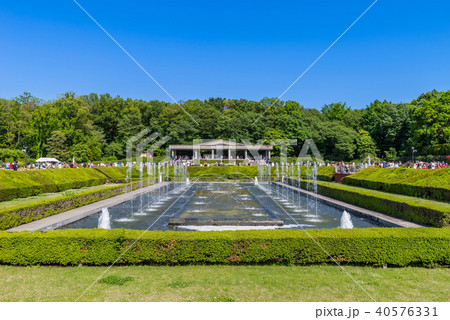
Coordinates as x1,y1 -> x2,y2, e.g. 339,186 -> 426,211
321,102 -> 350,122
0,148 -> 25,162
23,104 -> 59,158
371,103 -> 413,154
410,90 -> 450,150
342,109 -> 364,131
264,128 -> 294,157
314,122 -> 359,161
0,89 -> 447,163
357,129 -> 378,159
45,131 -> 69,160
70,143 -> 90,163
362,100 -> 391,134
384,147 -> 397,162
83,93 -> 124,144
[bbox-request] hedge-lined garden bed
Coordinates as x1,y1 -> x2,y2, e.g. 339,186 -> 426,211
93,167 -> 148,183
288,179 -> 450,227
186,166 -> 258,181
343,168 -> 450,202
0,228 -> 448,266
0,181 -> 154,231
0,168 -> 107,202
0,167 -> 148,202
0,166 -> 335,203
0,185 -> 123,230
185,166 -> 335,181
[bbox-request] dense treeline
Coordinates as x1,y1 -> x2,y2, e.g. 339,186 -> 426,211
0,90 -> 449,162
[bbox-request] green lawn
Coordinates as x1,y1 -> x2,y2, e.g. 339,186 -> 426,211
0,184 -> 122,211
0,265 -> 448,302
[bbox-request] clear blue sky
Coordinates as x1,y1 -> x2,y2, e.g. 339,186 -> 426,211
1,0 -> 449,109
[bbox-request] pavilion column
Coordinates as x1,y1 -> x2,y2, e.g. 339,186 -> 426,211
245,150 -> 248,159
268,150 -> 271,159
171,150 -> 174,157
212,149 -> 215,159
228,149 -> 231,159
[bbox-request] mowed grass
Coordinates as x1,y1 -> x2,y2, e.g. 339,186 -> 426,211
0,184 -> 121,210
0,265 -> 448,302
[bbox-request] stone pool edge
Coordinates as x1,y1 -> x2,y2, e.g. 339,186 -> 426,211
7,181 -> 423,232
7,182 -> 172,232
274,182 -> 424,228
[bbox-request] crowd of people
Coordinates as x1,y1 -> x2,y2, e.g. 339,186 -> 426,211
0,158 -> 448,171
0,161 -> 128,171
332,162 -> 369,174
332,160 -> 449,173
407,161 -> 449,169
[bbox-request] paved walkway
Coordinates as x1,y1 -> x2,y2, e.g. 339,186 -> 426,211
8,181 -> 423,231
7,182 -> 171,232
274,182 -> 423,228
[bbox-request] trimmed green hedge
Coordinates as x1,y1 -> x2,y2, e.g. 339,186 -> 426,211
0,166 -> 335,202
288,179 -> 450,227
186,166 -> 258,181
185,166 -> 335,181
0,185 -> 123,230
299,166 -> 335,181
93,167 -> 148,183
0,181 -> 154,231
0,169 -> 106,202
0,167 -> 149,202
0,228 -> 448,266
343,168 -> 450,202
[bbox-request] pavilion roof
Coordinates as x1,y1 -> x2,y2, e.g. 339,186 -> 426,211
169,139 -> 273,150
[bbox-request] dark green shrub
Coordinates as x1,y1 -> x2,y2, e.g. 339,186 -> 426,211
0,167 -> 152,202
0,180 -> 154,230
0,185 -> 124,230
343,168 -> 450,202
0,168 -> 109,202
0,228 -> 448,267
94,167 -> 149,183
288,179 -> 450,227
185,166 -> 335,182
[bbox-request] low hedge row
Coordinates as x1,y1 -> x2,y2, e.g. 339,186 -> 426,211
0,228 -> 448,266
0,167 -> 148,202
0,166 -> 335,202
93,167 -> 148,183
0,181 -> 153,231
0,185 -> 123,230
299,166 -> 335,181
186,166 -> 258,181
185,166 -> 335,181
343,168 -> 450,202
287,179 -> 450,227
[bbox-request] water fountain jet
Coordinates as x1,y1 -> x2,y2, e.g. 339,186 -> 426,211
98,208 -> 111,229
340,210 -> 354,229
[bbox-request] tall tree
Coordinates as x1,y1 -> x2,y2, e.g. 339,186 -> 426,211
357,129 -> 378,159
410,90 -> 450,150
370,103 -> 413,154
321,102 -> 350,122
45,131 -> 69,160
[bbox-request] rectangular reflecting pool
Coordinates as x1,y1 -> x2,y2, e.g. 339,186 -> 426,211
61,182 -> 380,231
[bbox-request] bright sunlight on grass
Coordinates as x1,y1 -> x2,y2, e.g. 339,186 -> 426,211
0,265 -> 448,302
